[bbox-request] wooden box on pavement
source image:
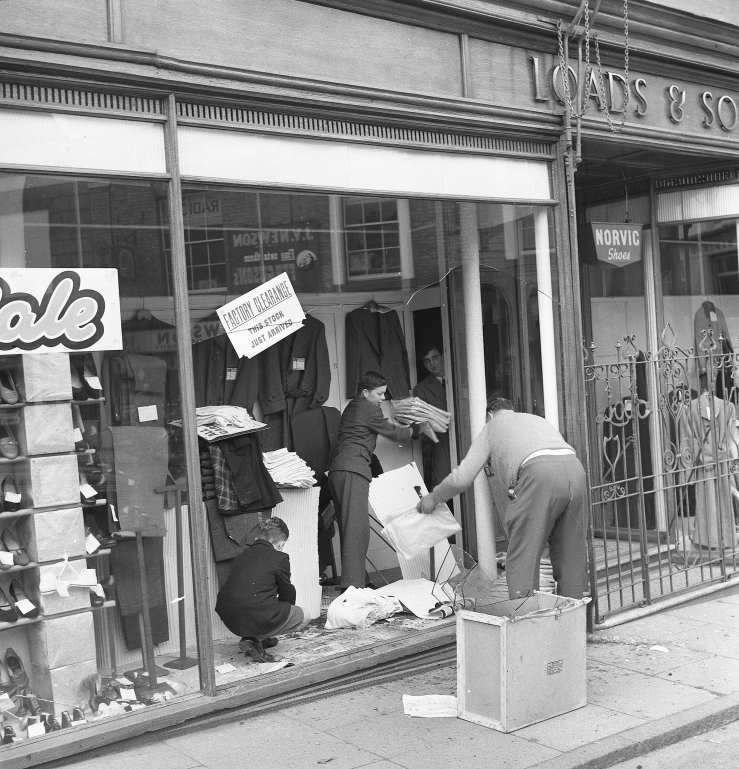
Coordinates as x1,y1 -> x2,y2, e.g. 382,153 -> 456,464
457,593 -> 589,733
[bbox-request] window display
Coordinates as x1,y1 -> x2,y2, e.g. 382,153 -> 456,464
0,174 -> 198,745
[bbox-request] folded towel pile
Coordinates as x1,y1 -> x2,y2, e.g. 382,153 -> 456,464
262,448 -> 316,488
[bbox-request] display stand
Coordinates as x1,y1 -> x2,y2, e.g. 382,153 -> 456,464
114,530 -> 170,685
155,480 -> 198,671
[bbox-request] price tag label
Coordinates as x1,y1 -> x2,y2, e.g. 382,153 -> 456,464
15,598 -> 36,615
27,721 -> 46,738
80,484 -> 97,500
73,428 -> 84,442
226,367 -> 238,381
118,688 -> 136,701
85,532 -> 101,554
110,503 -> 118,522
73,568 -> 98,587
57,581 -> 70,598
710,311 -> 718,322
138,404 -> 158,422
0,551 -> 13,566
4,490 -> 21,504
86,376 -> 102,391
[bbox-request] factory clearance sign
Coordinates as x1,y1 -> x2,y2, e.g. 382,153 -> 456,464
217,272 -> 305,358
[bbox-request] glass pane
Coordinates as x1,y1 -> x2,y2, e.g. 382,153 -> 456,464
179,186 -> 561,689
0,172 -> 199,738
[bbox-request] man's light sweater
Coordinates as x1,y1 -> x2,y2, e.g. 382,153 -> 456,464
431,410 -> 572,514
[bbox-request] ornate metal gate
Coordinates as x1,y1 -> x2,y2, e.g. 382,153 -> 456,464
584,329 -> 739,624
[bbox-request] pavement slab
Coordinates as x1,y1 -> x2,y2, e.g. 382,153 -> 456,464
165,713 -> 383,769
668,600 -> 739,629
513,704 -> 646,752
586,659 -> 717,718
65,741 -> 203,769
587,636 -> 712,675
655,655 -> 739,696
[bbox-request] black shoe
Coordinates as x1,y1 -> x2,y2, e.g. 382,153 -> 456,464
70,360 -> 88,401
238,638 -> 274,663
90,589 -> 105,608
5,648 -> 29,689
60,711 -> 73,729
0,587 -> 18,623
2,726 -> 16,744
1,475 -> 21,511
99,575 -> 115,600
71,707 -> 85,723
9,581 -> 39,619
79,354 -> 103,399
261,637 -> 279,649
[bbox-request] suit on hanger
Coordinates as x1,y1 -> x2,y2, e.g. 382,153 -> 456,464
191,331 -> 259,413
259,315 -> 331,451
345,307 -> 410,400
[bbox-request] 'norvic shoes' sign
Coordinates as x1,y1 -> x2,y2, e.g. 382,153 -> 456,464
579,222 -> 643,269
0,269 -> 122,353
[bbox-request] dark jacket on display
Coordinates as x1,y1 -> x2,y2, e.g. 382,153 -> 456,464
259,314 -> 331,451
215,539 -> 296,638
329,397 -> 414,481
345,307 -> 410,399
192,332 -> 259,413
413,374 -> 452,486
220,433 -> 283,512
259,314 -> 330,416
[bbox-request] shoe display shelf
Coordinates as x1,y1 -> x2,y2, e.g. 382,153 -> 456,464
0,353 -> 108,721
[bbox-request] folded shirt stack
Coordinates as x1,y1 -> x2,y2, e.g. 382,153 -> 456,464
262,448 -> 316,488
194,406 -> 264,431
391,397 -> 451,434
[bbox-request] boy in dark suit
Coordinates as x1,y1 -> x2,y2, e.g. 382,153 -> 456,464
215,518 -> 310,662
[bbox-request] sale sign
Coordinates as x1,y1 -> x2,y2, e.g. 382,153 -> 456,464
217,272 -> 305,358
0,268 -> 122,354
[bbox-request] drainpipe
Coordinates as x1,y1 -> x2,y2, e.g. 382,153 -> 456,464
459,202 -> 497,576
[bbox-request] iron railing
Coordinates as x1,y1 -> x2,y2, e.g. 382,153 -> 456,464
584,327 -> 739,623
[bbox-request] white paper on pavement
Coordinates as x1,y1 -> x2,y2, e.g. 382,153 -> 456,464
402,694 -> 458,718
376,578 -> 455,620
217,272 -> 305,358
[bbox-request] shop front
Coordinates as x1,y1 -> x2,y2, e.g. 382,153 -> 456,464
0,80 -> 567,765
2,0 -> 738,763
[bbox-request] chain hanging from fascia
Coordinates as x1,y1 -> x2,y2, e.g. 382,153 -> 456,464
557,0 -> 631,145
594,0 -> 630,134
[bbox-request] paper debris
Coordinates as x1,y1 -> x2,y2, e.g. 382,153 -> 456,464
402,694 -> 458,718
215,663 -> 237,674
649,645 -> 669,653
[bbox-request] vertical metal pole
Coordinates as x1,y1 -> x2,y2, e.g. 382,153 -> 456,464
459,202 -> 496,576
164,93 -> 216,695
534,207 -> 560,430
135,531 -> 158,687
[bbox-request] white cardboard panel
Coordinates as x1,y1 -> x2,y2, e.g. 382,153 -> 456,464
179,127 -> 552,202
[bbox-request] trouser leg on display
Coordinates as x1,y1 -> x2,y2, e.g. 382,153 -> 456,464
503,455 -> 587,600
328,470 -> 370,589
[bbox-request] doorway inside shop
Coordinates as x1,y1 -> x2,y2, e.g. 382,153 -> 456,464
576,139 -> 739,622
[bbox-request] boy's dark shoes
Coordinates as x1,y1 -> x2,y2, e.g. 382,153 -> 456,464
238,638 -> 275,663
261,637 -> 278,649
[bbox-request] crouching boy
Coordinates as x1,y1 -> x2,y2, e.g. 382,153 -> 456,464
216,517 -> 311,662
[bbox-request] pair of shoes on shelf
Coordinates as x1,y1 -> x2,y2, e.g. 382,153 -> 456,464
0,581 -> 39,622
0,527 -> 29,568
238,637 -> 275,663
0,369 -> 19,405
70,355 -> 103,401
0,424 -> 18,460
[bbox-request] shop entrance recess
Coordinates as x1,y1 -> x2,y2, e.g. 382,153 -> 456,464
580,167 -> 739,625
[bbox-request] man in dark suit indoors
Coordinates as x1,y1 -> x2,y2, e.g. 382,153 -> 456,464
215,518 -> 311,662
413,344 -> 452,491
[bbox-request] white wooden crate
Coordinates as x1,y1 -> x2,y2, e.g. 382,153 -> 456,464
457,593 -> 589,732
